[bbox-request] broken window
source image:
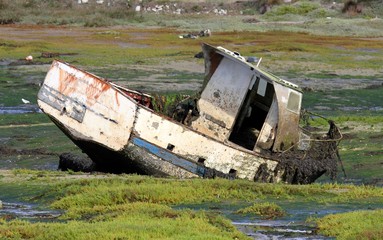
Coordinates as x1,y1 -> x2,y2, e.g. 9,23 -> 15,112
229,77 -> 275,150
287,91 -> 301,114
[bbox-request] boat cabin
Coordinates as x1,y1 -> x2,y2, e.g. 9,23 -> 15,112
191,44 -> 303,153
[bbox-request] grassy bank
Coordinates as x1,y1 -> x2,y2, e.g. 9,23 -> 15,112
316,209 -> 383,240
0,170 -> 382,239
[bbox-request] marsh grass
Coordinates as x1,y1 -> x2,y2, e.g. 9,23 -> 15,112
0,113 -> 49,126
316,209 -> 383,240
336,130 -> 383,182
0,171 -> 382,239
1,0 -> 383,36
44,177 -> 383,216
300,112 -> 383,183
303,87 -> 383,118
0,208 -> 245,240
0,114 -> 80,170
236,202 -> 286,219
2,26 -> 383,74
0,123 -> 77,153
0,64 -> 50,109
151,93 -> 186,114
0,0 -> 137,27
264,1 -> 323,18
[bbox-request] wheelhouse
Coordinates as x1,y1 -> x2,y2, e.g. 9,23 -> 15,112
191,44 -> 303,153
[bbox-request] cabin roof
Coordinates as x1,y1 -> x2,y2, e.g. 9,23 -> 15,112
205,43 -> 302,93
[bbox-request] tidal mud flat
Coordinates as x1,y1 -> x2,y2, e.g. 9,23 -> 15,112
1,53 -> 382,184
1,21 -> 383,239
1,58 -> 382,239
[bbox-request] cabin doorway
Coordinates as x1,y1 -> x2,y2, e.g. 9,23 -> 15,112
229,77 -> 275,150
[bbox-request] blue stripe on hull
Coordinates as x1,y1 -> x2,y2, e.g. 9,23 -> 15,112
131,137 -> 206,177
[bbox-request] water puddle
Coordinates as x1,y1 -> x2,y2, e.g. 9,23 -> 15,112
0,201 -> 61,222
0,105 -> 42,114
229,203 -> 332,239
176,200 -> 382,239
233,220 -> 327,240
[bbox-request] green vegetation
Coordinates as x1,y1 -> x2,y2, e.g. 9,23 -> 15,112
303,87 -> 383,117
2,27 -> 382,76
336,129 -> 383,182
1,1 -> 382,239
151,93 -> 187,114
0,172 -> 382,239
265,1 -> 324,17
300,113 -> 383,183
0,65 -> 46,106
236,202 -> 286,219
0,0 -> 137,26
316,209 -> 383,240
0,113 -> 50,126
0,114 -> 80,170
0,0 -> 383,36
0,208 -> 244,239
301,86 -> 383,184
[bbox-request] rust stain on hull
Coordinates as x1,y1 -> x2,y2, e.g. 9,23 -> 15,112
37,43 -> 342,184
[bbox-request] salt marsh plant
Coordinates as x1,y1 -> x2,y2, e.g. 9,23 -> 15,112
236,202 -> 286,219
0,171 -> 382,239
0,170 -> 383,239
316,209 -> 383,240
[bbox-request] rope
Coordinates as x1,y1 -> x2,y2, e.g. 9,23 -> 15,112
300,109 -> 344,142
279,110 -> 347,178
280,113 -> 343,161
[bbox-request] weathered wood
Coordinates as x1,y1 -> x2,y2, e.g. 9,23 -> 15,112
37,43 -> 341,184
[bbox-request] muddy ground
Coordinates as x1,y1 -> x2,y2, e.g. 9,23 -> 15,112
1,25 -> 382,91
1,24 -> 382,186
0,23 -> 382,239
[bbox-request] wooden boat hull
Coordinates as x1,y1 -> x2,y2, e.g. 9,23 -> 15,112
38,50 -> 340,184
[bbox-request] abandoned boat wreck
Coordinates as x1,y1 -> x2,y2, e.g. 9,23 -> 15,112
37,43 -> 341,184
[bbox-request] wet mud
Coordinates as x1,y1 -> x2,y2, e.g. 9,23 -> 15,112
0,202 -> 61,222
0,145 -> 56,156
